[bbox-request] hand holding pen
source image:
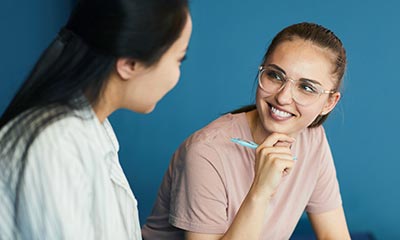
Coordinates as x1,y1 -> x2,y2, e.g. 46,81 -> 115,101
231,133 -> 296,200
231,137 -> 297,160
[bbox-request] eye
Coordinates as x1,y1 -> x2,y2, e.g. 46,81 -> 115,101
266,70 -> 285,82
298,81 -> 319,94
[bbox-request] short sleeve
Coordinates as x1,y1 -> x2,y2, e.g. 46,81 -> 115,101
306,127 -> 342,214
169,142 -> 228,234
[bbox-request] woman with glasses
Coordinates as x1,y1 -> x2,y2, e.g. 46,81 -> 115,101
0,0 -> 191,239
142,22 -> 350,239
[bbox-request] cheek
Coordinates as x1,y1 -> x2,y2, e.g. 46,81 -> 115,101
255,90 -> 265,109
167,66 -> 181,89
173,68 -> 181,84
153,64 -> 179,89
297,103 -> 325,123
256,89 -> 275,111
255,88 -> 267,103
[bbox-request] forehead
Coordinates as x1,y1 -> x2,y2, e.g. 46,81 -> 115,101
266,39 -> 336,87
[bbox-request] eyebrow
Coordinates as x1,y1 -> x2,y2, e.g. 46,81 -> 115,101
266,63 -> 323,86
267,64 -> 286,75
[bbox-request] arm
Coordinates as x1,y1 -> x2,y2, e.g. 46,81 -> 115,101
306,127 -> 350,239
308,206 -> 351,240
183,133 -> 296,240
185,191 -> 270,240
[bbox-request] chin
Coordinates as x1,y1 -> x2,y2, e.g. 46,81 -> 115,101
130,103 -> 156,114
143,105 -> 156,114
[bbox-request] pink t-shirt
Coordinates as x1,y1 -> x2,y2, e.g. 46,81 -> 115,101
142,113 -> 342,239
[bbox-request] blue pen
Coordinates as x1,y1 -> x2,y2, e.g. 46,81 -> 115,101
230,137 -> 297,161
230,138 -> 259,149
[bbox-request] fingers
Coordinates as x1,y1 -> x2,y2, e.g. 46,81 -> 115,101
251,133 -> 297,199
258,146 -> 292,156
265,152 -> 295,171
255,133 -> 297,174
273,140 -> 292,148
258,133 -> 296,148
251,150 -> 295,197
256,132 -> 296,160
256,148 -> 295,174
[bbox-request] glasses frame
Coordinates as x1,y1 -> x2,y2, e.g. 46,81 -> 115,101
257,65 -> 336,106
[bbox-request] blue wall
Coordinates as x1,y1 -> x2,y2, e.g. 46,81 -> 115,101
1,1 -> 399,239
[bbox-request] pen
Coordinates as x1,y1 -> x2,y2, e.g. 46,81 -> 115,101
230,138 -> 259,149
230,137 -> 297,161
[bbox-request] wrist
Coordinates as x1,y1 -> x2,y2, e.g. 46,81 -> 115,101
247,185 -> 274,203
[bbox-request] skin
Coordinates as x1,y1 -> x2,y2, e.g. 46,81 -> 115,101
252,40 -> 340,140
186,39 -> 350,240
93,13 -> 193,122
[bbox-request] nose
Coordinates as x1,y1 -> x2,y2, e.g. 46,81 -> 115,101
275,81 -> 294,105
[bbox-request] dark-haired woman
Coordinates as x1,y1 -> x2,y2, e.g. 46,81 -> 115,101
0,0 -> 191,239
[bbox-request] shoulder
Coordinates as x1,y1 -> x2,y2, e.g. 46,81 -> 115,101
16,112 -> 105,193
298,125 -> 328,147
294,125 -> 332,167
185,113 -> 244,148
32,114 -> 94,150
13,106 -> 105,174
1,106 -> 96,148
172,113 -> 247,171
25,115 -> 93,171
176,113 -> 245,159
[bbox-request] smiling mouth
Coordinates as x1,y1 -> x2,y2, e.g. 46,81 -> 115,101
268,103 -> 295,119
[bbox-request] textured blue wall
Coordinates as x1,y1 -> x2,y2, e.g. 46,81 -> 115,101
1,1 -> 399,239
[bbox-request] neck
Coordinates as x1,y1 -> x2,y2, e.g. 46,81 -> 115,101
246,110 -> 271,145
90,76 -> 121,123
92,99 -> 113,123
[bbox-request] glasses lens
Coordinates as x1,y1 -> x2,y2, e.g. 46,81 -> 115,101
258,66 -> 323,106
293,80 -> 321,105
258,68 -> 285,94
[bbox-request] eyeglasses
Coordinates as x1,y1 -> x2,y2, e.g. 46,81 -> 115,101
258,65 -> 336,106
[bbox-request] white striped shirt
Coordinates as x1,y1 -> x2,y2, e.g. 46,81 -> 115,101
0,106 -> 142,240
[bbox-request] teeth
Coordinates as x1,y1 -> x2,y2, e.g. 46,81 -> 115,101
271,106 -> 292,118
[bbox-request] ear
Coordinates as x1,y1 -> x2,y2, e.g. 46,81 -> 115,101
321,92 -> 341,115
115,58 -> 137,81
